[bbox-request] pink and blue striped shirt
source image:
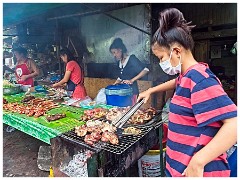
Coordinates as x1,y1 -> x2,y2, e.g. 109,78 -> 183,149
165,63 -> 237,177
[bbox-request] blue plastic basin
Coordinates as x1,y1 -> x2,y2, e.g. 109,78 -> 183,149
105,84 -> 133,107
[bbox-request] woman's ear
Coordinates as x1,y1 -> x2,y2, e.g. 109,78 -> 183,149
173,47 -> 181,56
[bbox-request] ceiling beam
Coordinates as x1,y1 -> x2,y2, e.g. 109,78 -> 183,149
193,28 -> 237,40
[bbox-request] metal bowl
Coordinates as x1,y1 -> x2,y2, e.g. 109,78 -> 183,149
3,84 -> 22,95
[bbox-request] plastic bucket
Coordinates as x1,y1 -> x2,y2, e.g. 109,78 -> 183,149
105,84 -> 133,107
228,146 -> 237,177
138,148 -> 166,177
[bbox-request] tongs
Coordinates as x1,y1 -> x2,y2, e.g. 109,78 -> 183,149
112,98 -> 144,128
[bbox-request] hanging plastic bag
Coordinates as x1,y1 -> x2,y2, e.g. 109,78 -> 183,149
94,88 -> 106,104
230,42 -> 237,55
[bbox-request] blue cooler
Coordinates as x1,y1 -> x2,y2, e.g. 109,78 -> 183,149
105,84 -> 133,107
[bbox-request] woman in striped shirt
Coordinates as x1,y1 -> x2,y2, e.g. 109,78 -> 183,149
138,8 -> 237,177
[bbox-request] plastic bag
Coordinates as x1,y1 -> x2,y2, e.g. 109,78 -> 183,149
230,42 -> 237,55
161,98 -> 171,122
94,88 -> 106,104
79,96 -> 95,109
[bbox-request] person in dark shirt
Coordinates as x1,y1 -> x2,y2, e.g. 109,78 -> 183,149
109,38 -> 149,104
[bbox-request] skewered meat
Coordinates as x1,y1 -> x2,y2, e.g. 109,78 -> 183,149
3,99 -> 61,118
21,96 -> 35,103
46,113 -> 66,121
3,98 -> 8,104
25,98 -> 45,105
27,110 -> 35,117
34,111 -> 45,118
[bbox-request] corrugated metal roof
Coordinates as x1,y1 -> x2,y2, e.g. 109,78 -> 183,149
3,3 -> 66,27
3,3 -> 138,28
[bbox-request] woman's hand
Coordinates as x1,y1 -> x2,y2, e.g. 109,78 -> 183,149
137,88 -> 152,103
52,83 -> 65,89
19,75 -> 28,81
182,156 -> 204,177
113,79 -> 122,85
52,83 -> 58,88
122,80 -> 133,84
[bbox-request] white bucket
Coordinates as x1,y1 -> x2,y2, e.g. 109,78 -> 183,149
138,149 -> 166,177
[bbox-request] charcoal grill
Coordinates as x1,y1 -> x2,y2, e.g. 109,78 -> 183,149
51,113 -> 166,177
60,125 -> 152,155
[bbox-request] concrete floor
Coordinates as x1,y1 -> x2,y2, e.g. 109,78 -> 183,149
2,124 -> 141,177
2,124 -> 160,177
3,124 -> 49,177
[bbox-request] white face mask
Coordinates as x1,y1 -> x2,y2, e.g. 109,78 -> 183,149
159,49 -> 181,75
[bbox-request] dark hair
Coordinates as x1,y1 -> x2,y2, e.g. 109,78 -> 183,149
109,38 -> 127,53
59,47 -> 75,62
12,46 -> 28,57
152,8 -> 195,51
59,47 -> 84,70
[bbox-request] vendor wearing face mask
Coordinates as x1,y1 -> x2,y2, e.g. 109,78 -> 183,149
109,38 -> 149,104
138,8 -> 237,177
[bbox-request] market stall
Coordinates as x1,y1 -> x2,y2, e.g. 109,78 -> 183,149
3,82 -> 166,177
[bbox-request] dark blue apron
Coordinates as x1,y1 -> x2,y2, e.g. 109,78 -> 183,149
67,79 -> 78,91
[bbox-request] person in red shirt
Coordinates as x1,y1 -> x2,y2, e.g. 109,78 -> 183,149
52,47 -> 87,99
13,47 -> 39,87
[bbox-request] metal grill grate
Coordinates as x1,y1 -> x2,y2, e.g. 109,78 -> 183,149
60,132 -> 101,153
60,126 -> 153,155
124,111 -> 162,129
